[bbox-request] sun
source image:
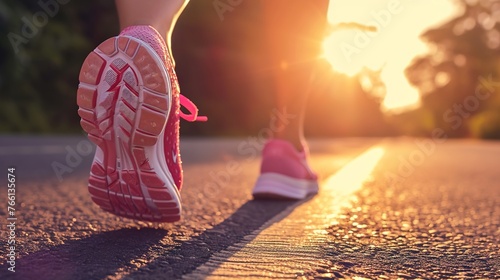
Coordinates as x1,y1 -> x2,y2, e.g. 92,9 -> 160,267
322,0 -> 458,112
322,28 -> 422,112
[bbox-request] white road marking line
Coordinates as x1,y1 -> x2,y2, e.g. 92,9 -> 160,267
184,145 -> 386,279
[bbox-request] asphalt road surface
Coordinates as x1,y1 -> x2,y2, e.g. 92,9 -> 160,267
0,136 -> 498,279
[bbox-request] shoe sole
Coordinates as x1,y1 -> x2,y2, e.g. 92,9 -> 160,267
252,173 -> 319,200
77,36 -> 182,222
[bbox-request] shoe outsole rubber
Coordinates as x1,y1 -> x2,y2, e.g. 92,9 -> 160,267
252,173 -> 319,200
77,36 -> 181,222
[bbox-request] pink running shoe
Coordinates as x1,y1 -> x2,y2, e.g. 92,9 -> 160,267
77,26 -> 206,222
253,139 -> 319,200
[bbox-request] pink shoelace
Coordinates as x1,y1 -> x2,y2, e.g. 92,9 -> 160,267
120,26 -> 207,123
179,95 -> 208,122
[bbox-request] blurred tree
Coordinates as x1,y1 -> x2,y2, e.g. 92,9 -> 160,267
0,0 -> 117,133
400,0 -> 500,138
0,0 -> 394,137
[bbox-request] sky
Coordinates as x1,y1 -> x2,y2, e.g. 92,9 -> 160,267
323,0 -> 461,112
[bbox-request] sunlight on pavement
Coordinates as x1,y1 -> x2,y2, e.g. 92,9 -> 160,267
186,146 -> 386,279
323,146 -> 385,198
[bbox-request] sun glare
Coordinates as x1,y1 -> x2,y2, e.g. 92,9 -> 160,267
323,0 -> 459,112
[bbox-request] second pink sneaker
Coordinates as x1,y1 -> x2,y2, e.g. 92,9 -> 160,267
77,26 -> 205,222
252,139 -> 319,200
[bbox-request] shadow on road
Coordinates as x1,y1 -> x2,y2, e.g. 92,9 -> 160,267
0,228 -> 168,280
1,199 -> 309,279
125,199 -> 307,279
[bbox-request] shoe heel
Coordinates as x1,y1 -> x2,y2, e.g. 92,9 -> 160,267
77,36 -> 180,222
253,173 -> 318,200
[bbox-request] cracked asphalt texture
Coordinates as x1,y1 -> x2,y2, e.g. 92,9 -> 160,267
0,136 -> 498,279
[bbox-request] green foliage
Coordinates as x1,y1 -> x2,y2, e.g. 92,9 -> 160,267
5,1 -> 496,139
401,0 -> 500,139
0,0 -> 117,133
0,1 -> 393,136
470,109 -> 500,139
